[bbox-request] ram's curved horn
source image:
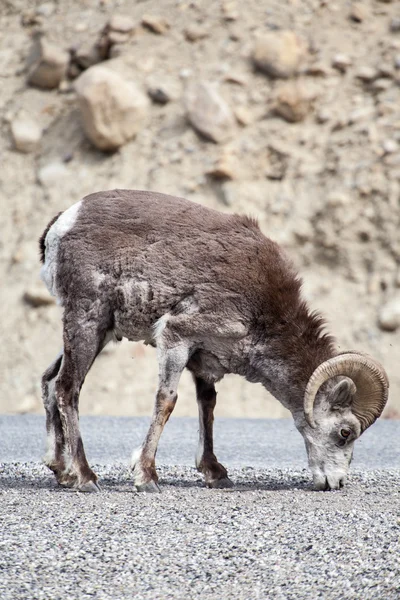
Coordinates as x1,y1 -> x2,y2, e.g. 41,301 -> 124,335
304,352 -> 389,431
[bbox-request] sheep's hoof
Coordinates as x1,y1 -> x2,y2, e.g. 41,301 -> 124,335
207,477 -> 234,489
135,480 -> 161,493
77,480 -> 101,493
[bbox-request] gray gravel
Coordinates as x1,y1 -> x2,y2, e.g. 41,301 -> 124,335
0,416 -> 399,599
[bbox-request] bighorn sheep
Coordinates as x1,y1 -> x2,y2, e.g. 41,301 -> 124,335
39,190 -> 389,492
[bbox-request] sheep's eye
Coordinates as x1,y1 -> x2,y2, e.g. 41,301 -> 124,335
340,428 -> 351,439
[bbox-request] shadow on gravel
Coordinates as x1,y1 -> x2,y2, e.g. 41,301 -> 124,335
0,474 -> 313,493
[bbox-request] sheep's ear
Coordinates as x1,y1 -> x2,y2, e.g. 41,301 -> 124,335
329,379 -> 355,410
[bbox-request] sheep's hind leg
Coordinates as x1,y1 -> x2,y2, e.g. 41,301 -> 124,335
42,353 -> 71,485
54,311 -> 109,492
132,342 -> 190,492
194,377 -> 233,489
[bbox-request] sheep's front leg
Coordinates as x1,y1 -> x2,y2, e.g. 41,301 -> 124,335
132,342 -> 189,492
194,377 -> 233,488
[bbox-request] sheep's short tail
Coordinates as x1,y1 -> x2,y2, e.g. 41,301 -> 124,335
39,212 -> 63,264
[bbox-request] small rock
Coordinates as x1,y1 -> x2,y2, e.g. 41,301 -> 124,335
252,30 -> 307,79
180,68 -> 193,79
378,63 -> 394,78
293,219 -> 314,244
67,62 -> 83,80
21,10 -> 42,27
224,72 -> 248,85
109,44 -> 127,59
11,116 -> 42,153
222,1 -> 239,21
184,24 -> 209,42
355,66 -> 377,82
23,286 -> 55,307
371,78 -> 392,92
234,105 -> 252,126
332,53 -> 352,72
348,105 -> 375,124
395,55 -> 400,69
185,81 -> 235,143
27,36 -> 69,89
38,162 -> 68,186
382,139 -> 398,154
350,2 -> 367,22
207,152 -> 238,180
378,296 -> 400,331
108,15 -> 135,33
306,62 -> 332,77
148,87 -> 171,104
390,18 -> 400,32
75,65 -> 149,151
72,40 -> 103,70
36,2 -> 55,17
142,14 -> 170,34
316,108 -> 331,123
107,30 -> 131,45
266,143 -> 290,181
74,23 -> 88,33
273,82 -> 314,123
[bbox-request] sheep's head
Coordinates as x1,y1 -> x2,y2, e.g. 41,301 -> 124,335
295,352 -> 389,490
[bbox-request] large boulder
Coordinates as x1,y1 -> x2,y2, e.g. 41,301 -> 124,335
253,30 -> 306,78
75,66 -> 149,151
184,81 -> 235,143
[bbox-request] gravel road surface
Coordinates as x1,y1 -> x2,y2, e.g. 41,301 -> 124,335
0,416 -> 399,600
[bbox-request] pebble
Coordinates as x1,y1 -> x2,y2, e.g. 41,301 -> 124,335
72,40 -> 103,70
38,162 -> 68,186
273,81 -> 314,123
148,86 -> 171,104
234,105 -> 252,126
27,36 -> 69,89
184,81 -> 235,143
350,2 -> 368,22
222,1 -> 239,21
355,66 -> 378,82
316,108 -> 331,123
184,24 -> 209,42
390,18 -> 400,32
11,116 -> 42,153
252,30 -> 306,78
36,1 -> 55,17
378,295 -> 400,331
75,66 -> 149,151
108,15 -> 135,33
382,139 -> 398,154
371,78 -> 392,92
23,286 -> 55,307
332,53 -> 352,72
207,152 -> 238,180
141,14 -> 170,34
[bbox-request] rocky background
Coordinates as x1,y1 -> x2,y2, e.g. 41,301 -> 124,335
1,0 -> 399,419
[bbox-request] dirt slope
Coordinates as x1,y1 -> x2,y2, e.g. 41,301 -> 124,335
0,0 -> 399,419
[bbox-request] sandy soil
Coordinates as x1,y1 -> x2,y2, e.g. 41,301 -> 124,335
0,0 -> 399,419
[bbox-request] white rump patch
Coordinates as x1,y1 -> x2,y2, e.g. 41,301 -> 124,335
40,200 -> 82,299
